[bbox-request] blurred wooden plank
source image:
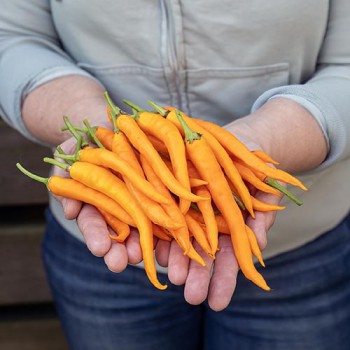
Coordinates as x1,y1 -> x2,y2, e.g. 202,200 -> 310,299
0,217 -> 53,306
0,318 -> 68,350
0,121 -> 51,206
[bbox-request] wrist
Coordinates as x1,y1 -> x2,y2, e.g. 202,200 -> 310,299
225,97 -> 328,173
22,75 -> 108,145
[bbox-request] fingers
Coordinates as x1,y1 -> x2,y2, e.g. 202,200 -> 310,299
103,240 -> 128,273
76,204 -> 128,272
76,204 -> 112,257
207,235 -> 238,311
155,240 -> 171,267
61,197 -> 82,220
50,138 -> 142,273
125,228 -> 143,265
246,190 -> 282,250
184,241 -> 214,305
52,137 -> 83,220
246,210 -> 268,250
167,240 -> 190,285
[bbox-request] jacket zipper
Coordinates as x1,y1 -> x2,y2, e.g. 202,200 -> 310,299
160,0 -> 182,108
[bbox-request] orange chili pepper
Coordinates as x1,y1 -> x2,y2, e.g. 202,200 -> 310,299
222,176 -> 247,211
234,158 -> 303,206
124,100 -> 192,214
175,110 -> 270,291
188,208 -> 228,234
252,150 -> 279,165
251,196 -> 286,212
115,113 -> 207,203
146,134 -> 169,155
99,208 -> 131,243
189,178 -> 209,187
94,127 -> 114,151
56,148 -> 169,205
140,154 -> 206,266
194,118 -> 307,191
245,225 -> 265,267
195,212 -> 264,267
105,98 -> 185,231
45,159 -> 167,290
152,224 -> 172,242
231,160 -> 282,197
193,186 -> 219,255
161,156 -> 208,188
105,93 -> 207,203
185,213 -> 213,258
225,173 -> 284,213
61,120 -> 114,151
159,105 -> 255,218
16,163 -> 135,226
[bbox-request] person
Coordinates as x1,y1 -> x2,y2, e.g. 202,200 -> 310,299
1,1 -> 349,349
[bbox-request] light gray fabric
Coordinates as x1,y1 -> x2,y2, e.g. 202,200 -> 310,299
252,67 -> 350,170
1,0 -> 349,259
0,1 -> 94,143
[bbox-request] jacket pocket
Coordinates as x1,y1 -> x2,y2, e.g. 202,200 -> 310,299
77,63 -> 170,110
185,62 -> 290,125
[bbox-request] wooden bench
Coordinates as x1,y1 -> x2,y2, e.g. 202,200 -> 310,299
0,120 -> 69,349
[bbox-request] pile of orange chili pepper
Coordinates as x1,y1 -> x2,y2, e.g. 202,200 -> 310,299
17,91 -> 307,291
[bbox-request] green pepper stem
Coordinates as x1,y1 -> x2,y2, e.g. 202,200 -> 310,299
123,99 -> 144,113
61,126 -> 87,133
232,192 -> 246,211
104,91 -> 121,115
147,101 -> 167,116
54,153 -> 79,162
56,145 -> 65,154
104,91 -> 122,133
16,163 -> 49,185
190,202 -> 221,216
61,125 -> 97,145
122,100 -> 145,121
174,109 -> 201,143
56,146 -> 74,166
83,119 -> 105,149
75,135 -> 83,153
63,116 -> 89,148
265,177 -> 303,206
43,157 -> 70,172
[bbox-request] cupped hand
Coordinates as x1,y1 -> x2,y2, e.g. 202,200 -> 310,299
154,133 -> 283,311
51,137 -> 143,273
53,131 -> 281,311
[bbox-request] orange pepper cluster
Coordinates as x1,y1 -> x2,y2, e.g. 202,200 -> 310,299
17,92 -> 307,291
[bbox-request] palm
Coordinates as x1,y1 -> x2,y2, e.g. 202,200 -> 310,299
153,135 -> 282,311
54,133 -> 282,311
52,137 -> 139,273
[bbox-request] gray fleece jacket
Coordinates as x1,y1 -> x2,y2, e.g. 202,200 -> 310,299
0,0 -> 349,259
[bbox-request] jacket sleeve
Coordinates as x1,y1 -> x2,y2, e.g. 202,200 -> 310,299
0,0 -> 95,143
252,0 -> 350,170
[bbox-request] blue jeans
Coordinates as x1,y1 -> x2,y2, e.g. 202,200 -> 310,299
42,209 -> 350,350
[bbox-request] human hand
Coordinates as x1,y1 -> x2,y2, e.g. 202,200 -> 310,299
23,76 -> 145,273
161,96 -> 327,310
55,134 -> 275,305
154,132 -> 282,311
52,137 -> 146,273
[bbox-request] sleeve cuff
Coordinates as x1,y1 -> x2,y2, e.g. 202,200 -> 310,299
0,41 -> 99,145
251,85 -> 347,170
